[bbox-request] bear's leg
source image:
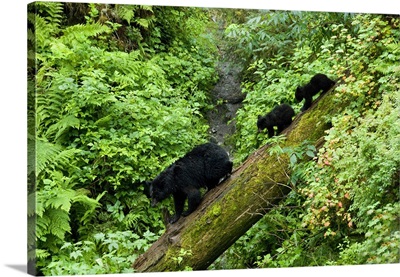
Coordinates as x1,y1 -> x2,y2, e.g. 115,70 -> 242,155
267,126 -> 275,138
322,84 -> 333,94
206,178 -> 220,191
182,187 -> 202,217
277,121 -> 291,135
277,124 -> 285,135
302,96 -> 312,111
170,191 -> 186,224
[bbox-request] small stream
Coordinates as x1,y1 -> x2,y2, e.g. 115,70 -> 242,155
206,56 -> 245,155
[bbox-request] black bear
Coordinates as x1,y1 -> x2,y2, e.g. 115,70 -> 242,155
257,103 -> 295,138
295,73 -> 335,111
145,143 -> 233,224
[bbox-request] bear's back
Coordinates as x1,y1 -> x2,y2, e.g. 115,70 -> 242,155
176,143 -> 231,188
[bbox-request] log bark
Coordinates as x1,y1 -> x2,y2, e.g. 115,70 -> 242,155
133,85 -> 344,272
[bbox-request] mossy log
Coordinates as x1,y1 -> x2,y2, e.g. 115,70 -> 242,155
133,84 -> 344,272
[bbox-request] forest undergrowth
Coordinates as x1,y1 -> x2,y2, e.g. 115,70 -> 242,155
28,3 -> 399,275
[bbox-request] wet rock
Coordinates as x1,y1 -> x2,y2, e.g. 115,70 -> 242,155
206,59 -> 244,153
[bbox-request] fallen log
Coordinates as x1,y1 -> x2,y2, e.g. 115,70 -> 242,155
133,84 -> 343,272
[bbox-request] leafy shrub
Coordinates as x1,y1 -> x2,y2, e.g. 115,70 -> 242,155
299,89 -> 400,263
29,3 -> 219,274
40,230 -> 158,275
29,4 -> 400,273
214,13 -> 400,269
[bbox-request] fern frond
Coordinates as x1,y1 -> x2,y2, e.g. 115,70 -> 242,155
108,51 -> 141,76
62,23 -> 112,43
36,138 -> 64,176
111,71 -> 138,89
49,41 -> 75,59
115,4 -> 136,25
45,188 -> 75,212
35,138 -> 80,176
35,212 -> 51,239
114,4 -> 154,28
27,49 -> 36,64
28,2 -> 63,50
35,249 -> 50,260
135,18 -> 151,29
28,213 -> 36,242
123,212 -> 141,229
31,14 -> 53,50
33,1 -> 64,27
46,208 -> 71,239
36,77 -> 78,128
74,190 -> 106,224
45,114 -> 80,142
27,25 -> 35,45
46,3 -> 63,26
55,148 -> 81,169
140,5 -> 154,12
73,189 -> 102,208
36,192 -> 45,218
28,192 -> 36,217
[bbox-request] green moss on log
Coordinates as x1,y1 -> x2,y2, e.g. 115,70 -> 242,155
132,88 -> 352,272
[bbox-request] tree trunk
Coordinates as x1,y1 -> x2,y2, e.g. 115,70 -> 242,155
133,85 -> 344,272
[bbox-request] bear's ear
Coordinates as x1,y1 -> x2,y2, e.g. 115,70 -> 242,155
258,115 -> 262,119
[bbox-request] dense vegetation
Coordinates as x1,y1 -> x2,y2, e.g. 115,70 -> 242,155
28,2 -> 219,275
213,11 -> 400,269
28,2 -> 399,275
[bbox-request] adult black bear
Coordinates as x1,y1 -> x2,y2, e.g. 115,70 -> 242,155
295,73 -> 335,111
145,143 -> 233,224
257,103 -> 295,138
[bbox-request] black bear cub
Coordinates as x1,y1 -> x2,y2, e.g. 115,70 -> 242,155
145,143 -> 233,224
295,73 -> 335,111
257,103 -> 295,138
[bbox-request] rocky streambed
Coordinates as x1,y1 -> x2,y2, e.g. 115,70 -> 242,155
206,57 -> 245,154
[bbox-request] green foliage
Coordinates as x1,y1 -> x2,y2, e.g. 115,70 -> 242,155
213,13 -> 400,270
227,11 -> 356,163
224,11 -> 355,72
27,2 -> 63,51
230,13 -> 400,165
114,4 -> 154,27
30,169 -> 105,262
172,248 -> 194,271
29,5 -> 400,273
29,3 -> 219,274
40,230 -> 158,275
298,90 -> 400,261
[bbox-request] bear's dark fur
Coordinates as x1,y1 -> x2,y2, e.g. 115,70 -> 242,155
257,103 -> 295,138
145,143 -> 233,224
295,73 -> 335,111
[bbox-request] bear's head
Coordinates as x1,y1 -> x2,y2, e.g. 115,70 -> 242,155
145,166 -> 175,207
257,114 -> 271,132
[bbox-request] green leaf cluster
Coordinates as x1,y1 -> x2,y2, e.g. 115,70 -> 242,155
40,230 -> 158,275
212,13 -> 400,269
28,2 -> 219,274
29,4 -> 400,272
